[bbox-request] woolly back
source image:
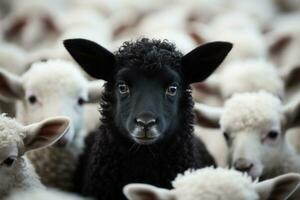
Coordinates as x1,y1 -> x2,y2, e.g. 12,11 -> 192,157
172,167 -> 258,200
0,114 -> 24,149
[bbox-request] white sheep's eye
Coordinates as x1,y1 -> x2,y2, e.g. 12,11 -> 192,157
28,95 -> 37,104
267,131 -> 278,140
166,85 -> 177,96
2,156 -> 17,167
118,83 -> 130,94
223,132 -> 230,141
78,97 -> 85,106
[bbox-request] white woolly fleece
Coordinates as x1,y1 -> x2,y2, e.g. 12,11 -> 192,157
6,188 -> 88,200
267,13 -> 300,69
216,91 -> 300,183
0,114 -> 43,199
198,26 -> 267,63
0,114 -> 23,149
220,91 -> 282,132
172,167 -> 258,200
22,60 -> 88,99
0,42 -> 27,75
219,60 -> 284,99
223,0 -> 277,28
10,59 -> 103,190
18,59 -> 90,139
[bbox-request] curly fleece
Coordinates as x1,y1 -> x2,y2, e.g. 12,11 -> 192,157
220,91 -> 282,132
0,114 -> 43,199
75,38 -> 215,200
173,167 -> 258,200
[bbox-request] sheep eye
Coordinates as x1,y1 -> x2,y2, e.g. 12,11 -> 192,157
267,131 -> 278,140
118,83 -> 129,94
2,156 -> 17,167
166,85 -> 177,96
78,97 -> 85,106
28,95 -> 37,104
223,132 -> 230,141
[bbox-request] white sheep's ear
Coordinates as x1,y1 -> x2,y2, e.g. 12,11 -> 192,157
86,80 -> 106,103
0,68 -> 24,102
23,117 -> 70,152
280,65 -> 300,89
193,102 -> 222,128
283,95 -> 300,129
123,184 -> 175,200
254,173 -> 300,200
268,34 -> 291,56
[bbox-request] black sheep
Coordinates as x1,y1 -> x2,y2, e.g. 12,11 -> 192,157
63,38 -> 232,200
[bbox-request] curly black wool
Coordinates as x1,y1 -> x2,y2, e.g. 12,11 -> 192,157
74,38 -> 215,200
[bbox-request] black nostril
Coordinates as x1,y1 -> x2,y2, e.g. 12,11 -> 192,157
234,159 -> 254,172
135,112 -> 157,128
135,118 -> 157,128
147,119 -> 157,127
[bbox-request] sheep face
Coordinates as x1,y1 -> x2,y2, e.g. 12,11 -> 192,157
194,91 -> 300,180
64,38 -> 232,145
0,142 -> 21,182
0,115 -> 70,183
0,117 -> 25,182
0,60 -> 102,147
113,66 -> 183,145
220,92 -> 284,180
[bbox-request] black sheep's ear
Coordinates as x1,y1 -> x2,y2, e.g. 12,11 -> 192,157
63,38 -> 115,80
181,41 -> 233,84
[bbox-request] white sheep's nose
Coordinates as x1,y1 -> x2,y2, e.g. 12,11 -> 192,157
234,158 -> 254,173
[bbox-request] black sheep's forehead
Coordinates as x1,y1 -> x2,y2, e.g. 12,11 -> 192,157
114,67 -> 182,86
115,38 -> 183,73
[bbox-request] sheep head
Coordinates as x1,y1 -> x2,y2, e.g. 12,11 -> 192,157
0,115 -> 70,179
0,60 -> 103,147
123,168 -> 300,200
64,38 -> 232,145
194,91 -> 300,180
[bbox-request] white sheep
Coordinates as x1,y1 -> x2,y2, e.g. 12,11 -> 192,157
196,59 -> 284,100
0,0 -> 67,50
194,91 -> 300,185
192,59 -> 284,167
194,13 -> 267,64
6,188 -> 91,200
0,42 -> 29,117
0,114 -> 70,198
174,0 -> 226,22
0,59 -> 104,190
267,13 -> 300,70
0,42 -> 28,75
223,0 -> 277,29
193,60 -> 300,167
26,7 -> 112,62
124,167 -> 300,200
114,5 -> 197,54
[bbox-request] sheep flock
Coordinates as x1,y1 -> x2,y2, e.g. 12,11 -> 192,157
1,0 -> 300,199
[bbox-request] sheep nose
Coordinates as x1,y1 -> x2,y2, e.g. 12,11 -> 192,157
234,158 -> 254,172
135,113 -> 157,129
